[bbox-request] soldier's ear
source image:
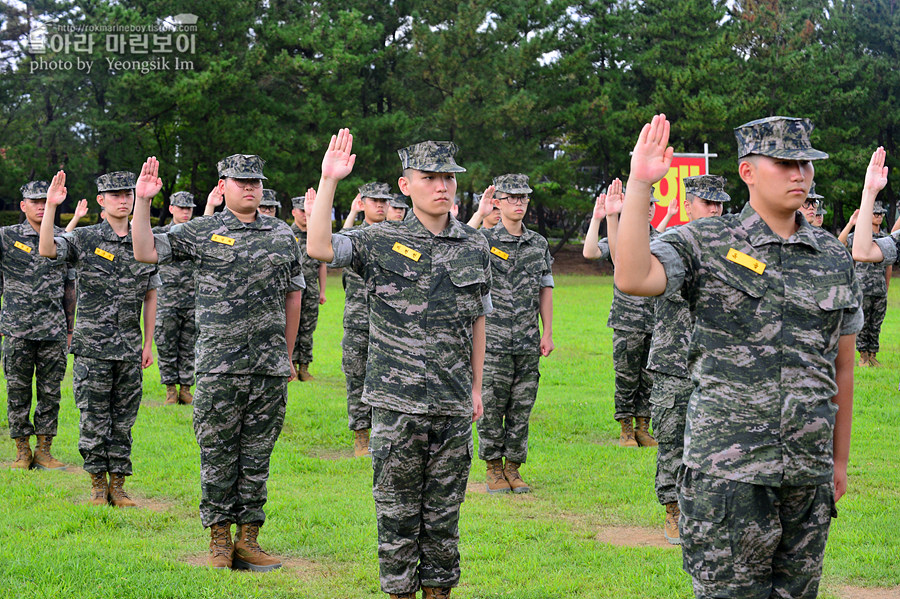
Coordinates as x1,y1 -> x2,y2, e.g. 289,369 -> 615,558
398,176 -> 410,196
19,200 -> 27,213
738,159 -> 756,186
96,193 -> 105,207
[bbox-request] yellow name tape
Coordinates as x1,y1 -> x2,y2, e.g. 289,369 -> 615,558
726,248 -> 765,275
490,247 -> 509,261
211,234 -> 235,246
392,242 -> 421,262
94,248 -> 114,261
14,241 -> 32,254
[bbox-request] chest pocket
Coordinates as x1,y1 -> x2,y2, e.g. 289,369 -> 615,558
448,258 -> 487,321
374,252 -> 422,314
260,251 -> 294,290
84,246 -> 117,276
128,261 -> 157,302
198,243 -> 236,293
702,257 -> 769,335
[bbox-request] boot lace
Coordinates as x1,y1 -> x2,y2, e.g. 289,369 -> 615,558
210,525 -> 232,557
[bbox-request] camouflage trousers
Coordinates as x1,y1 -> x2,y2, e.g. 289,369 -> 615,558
292,284 -> 320,365
476,352 -> 540,464
370,408 -> 472,594
72,356 -> 143,475
649,373 -> 692,505
342,327 -> 371,431
3,336 -> 67,439
611,329 -> 653,420
154,306 -> 197,386
193,373 -> 287,528
857,294 -> 887,353
679,468 -> 834,599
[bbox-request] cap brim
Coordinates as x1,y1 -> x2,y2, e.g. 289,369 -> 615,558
99,186 -> 137,192
414,163 -> 467,173
688,191 -> 730,203
221,172 -> 268,180
496,187 -> 533,195
22,194 -> 48,200
746,148 -> 829,161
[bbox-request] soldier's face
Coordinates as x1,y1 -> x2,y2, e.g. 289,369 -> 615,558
98,190 -> 135,219
741,156 -> 814,211
258,205 -> 277,217
20,198 -> 47,225
686,196 -> 723,221
399,170 -> 457,217
874,213 -> 884,227
496,194 -> 529,223
293,208 -> 307,229
484,207 -> 501,228
221,177 -> 263,215
800,199 -> 817,222
361,197 -> 387,224
386,206 -> 406,221
813,214 -> 823,227
168,205 -> 193,224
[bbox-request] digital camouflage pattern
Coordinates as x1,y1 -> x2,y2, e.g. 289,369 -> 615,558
370,407 -> 472,594
153,208 -> 305,376
216,154 -> 267,180
847,232 -> 888,296
390,194 -> 410,209
290,225 -> 321,365
646,279 -> 692,379
359,182 -> 394,200
342,327 -> 370,431
95,171 -> 136,192
56,220 -> 161,362
807,183 -> 823,200
3,337 -> 67,438
651,203 -> 863,486
331,214 -> 492,416
857,295 -> 887,353
683,175 -> 730,204
480,222 -> 554,354
598,228 -> 659,333
0,223 -> 70,341
476,352 -> 540,463
291,196 -> 305,210
679,468 -> 834,599
734,116 -> 829,160
73,355 -> 143,474
152,223 -> 198,310
397,141 -> 466,173
649,373 -> 691,505
169,191 -> 196,207
872,200 -> 887,214
492,173 -> 533,195
339,224 -> 370,331
193,373 -> 287,527
20,180 -> 49,199
260,189 -> 280,207
612,330 -> 653,420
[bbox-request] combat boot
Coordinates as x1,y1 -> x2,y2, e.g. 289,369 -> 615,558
32,435 -> 65,470
108,472 -> 137,507
165,384 -> 178,404
857,351 -> 870,367
178,385 -> 194,405
869,353 -> 883,367
354,428 -> 371,458
89,472 -> 108,505
485,459 -> 511,494
503,460 -> 531,494
389,594 -> 417,599
422,588 -> 452,599
618,418 -> 638,448
11,437 -> 33,469
298,363 -> 314,382
208,522 -> 234,569
664,502 -> 681,545
233,523 -> 282,572
634,417 -> 658,447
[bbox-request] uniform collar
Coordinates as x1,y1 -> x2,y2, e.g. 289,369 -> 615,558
404,212 -> 469,240
19,222 -> 41,237
219,207 -> 273,231
492,221 -> 535,243
99,218 -> 132,243
741,202 -> 821,252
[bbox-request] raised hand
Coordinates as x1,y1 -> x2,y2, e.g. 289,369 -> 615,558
73,198 -> 89,219
605,177 -> 625,215
864,146 -> 889,194
666,195 -> 680,217
592,194 -> 607,221
46,171 -> 67,206
305,187 -> 317,214
207,186 -> 224,208
135,156 -> 163,200
849,209 -> 859,227
479,185 -> 496,216
321,128 -> 356,181
630,114 -> 675,185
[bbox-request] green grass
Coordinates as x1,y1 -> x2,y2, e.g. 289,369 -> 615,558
0,273 -> 898,598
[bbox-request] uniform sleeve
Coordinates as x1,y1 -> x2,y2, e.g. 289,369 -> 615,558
57,230 -> 83,266
841,271 -> 865,336
331,229 -> 370,278
479,242 -> 493,317
597,238 -> 611,262
874,233 -> 899,265
154,222 -> 197,265
288,232 -> 306,292
148,270 -> 162,291
650,225 -> 699,299
540,245 -> 555,288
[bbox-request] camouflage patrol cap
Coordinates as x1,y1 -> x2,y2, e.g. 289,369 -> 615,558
643,185 -> 660,204
217,154 -> 267,180
807,182 -> 824,200
816,204 -> 826,216
358,182 -> 394,201
20,180 -> 50,199
873,201 -> 887,215
169,191 -> 196,208
96,171 -> 137,192
734,116 -> 828,160
291,196 -> 305,210
389,194 -> 410,209
397,141 -> 466,173
259,189 -> 280,207
683,175 -> 730,204
493,173 -> 533,195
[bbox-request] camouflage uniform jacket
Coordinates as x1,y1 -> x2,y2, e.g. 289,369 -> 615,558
650,203 -> 863,487
0,223 -> 70,340
600,226 -> 658,333
331,214 -> 493,416
847,231 -> 888,296
480,222 -> 554,355
291,224 -> 321,294
154,209 -> 305,376
55,220 -> 162,361
646,225 -> 693,379
340,223 -> 369,331
152,222 -> 197,310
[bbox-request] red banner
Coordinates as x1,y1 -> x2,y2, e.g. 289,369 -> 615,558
650,156 -> 707,228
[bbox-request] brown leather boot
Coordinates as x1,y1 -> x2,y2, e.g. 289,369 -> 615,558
664,502 -> 681,545
485,459 -> 511,494
422,588 -> 452,599
298,363 -> 314,382
389,594 -> 417,599
178,385 -> 194,405
165,384 -> 178,404
503,460 -> 530,493
858,351 -> 870,367
233,523 -> 282,572
32,435 -> 65,470
208,522 -> 234,569
89,472 -> 108,505
11,437 -> 33,469
869,353 -> 883,367
108,473 -> 137,507
634,417 -> 658,447
618,418 -> 638,447
354,428 -> 371,458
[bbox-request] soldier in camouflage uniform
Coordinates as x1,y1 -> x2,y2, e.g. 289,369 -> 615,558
2,180 -> 75,470
152,191 -> 198,405
290,192 -> 327,381
800,182 -> 822,224
341,181 -> 391,457
583,178 -> 659,447
616,114 -> 861,599
307,131 -> 491,599
468,186 -> 503,230
258,188 -> 280,217
387,194 -> 409,221
813,202 -> 826,228
476,173 -> 554,494
39,170 -> 160,508
132,154 -> 304,572
645,174 -> 728,545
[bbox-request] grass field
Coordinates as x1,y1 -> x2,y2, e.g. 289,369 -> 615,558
1,273 -> 898,599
